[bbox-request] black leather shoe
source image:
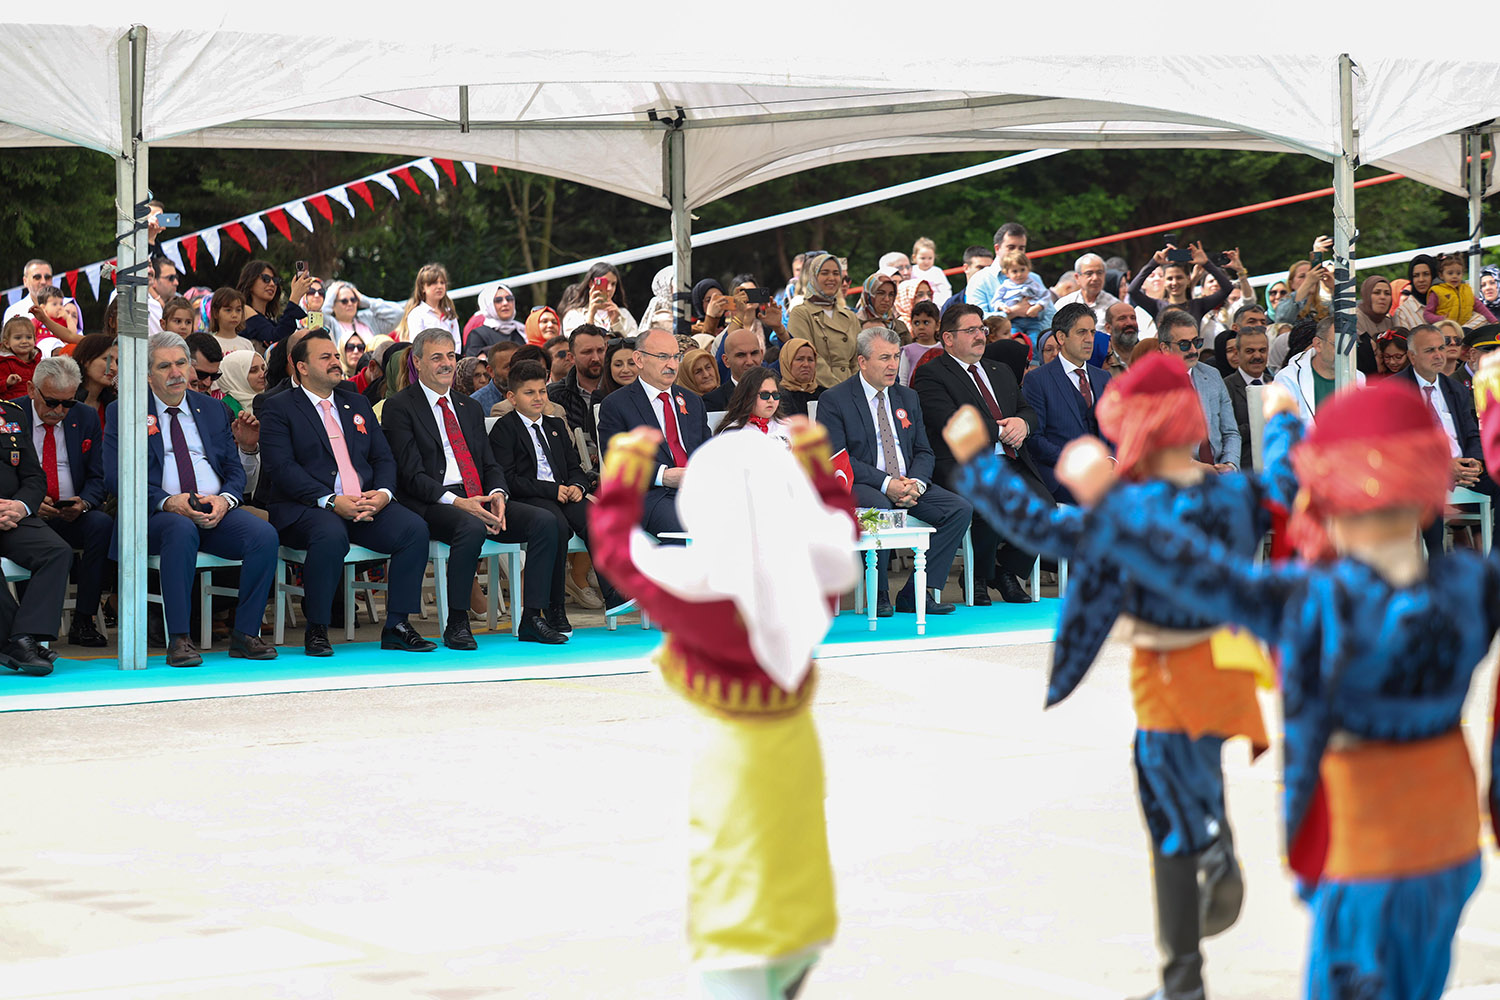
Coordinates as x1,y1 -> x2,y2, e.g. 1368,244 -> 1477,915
894,591 -> 957,615
994,573 -> 1031,604
68,615 -> 108,647
970,587 -> 993,607
443,618 -> 478,651
147,616 -> 166,650
1,636 -> 53,676
518,611 -> 567,645
874,594 -> 894,618
544,604 -> 573,634
229,630 -> 278,660
39,644 -> 58,664
165,634 -> 202,668
303,624 -> 333,657
381,621 -> 437,652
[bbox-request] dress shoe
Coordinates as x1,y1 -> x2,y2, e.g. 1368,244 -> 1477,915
1,636 -> 54,676
68,615 -> 108,647
39,644 -> 58,664
380,621 -> 437,652
443,617 -> 478,651
303,624 -> 333,657
147,615 -> 166,650
564,576 -> 604,610
994,573 -> 1031,604
894,590 -> 957,615
545,604 -> 573,634
518,610 -> 568,645
165,634 -> 202,668
229,631 -> 278,660
969,587 -> 993,607
874,594 -> 894,618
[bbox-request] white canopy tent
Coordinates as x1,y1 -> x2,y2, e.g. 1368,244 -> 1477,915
3,10 -> 1499,666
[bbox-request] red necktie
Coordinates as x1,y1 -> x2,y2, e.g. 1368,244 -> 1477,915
41,423 -> 59,500
967,364 -> 1017,458
1423,385 -> 1440,421
658,391 -> 688,467
437,397 -> 481,497
1074,368 -> 1094,407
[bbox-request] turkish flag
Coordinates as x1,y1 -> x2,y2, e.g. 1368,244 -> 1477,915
830,449 -> 854,494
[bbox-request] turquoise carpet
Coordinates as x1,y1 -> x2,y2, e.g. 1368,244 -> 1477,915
0,600 -> 1060,713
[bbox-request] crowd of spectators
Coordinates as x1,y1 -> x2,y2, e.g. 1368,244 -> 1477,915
0,211 -> 1493,676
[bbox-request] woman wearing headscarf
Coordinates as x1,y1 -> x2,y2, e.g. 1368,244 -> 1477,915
893,278 -> 933,330
787,253 -> 862,389
524,306 -> 561,348
462,281 -> 527,357
1263,279 -> 1290,315
1393,254 -> 1440,329
453,356 -> 491,398
373,345 -> 410,419
679,347 -> 720,397
854,272 -> 908,340
691,278 -> 726,336
1353,275 -> 1393,376
777,338 -> 821,416
638,265 -> 676,332
218,349 -> 265,418
1480,265 -> 1500,316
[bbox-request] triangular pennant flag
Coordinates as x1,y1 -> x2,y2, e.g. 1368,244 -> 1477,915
350,180 -> 375,210
370,173 -> 400,200
63,270 -> 78,298
83,265 -> 101,299
201,228 -> 222,264
182,234 -> 200,272
243,215 -> 269,248
266,207 -> 292,243
433,158 -> 458,186
392,167 -> 421,196
491,165 -> 499,175
309,193 -> 334,222
224,222 -> 252,253
4,286 -> 23,306
285,201 -> 314,232
461,161 -> 477,183
108,259 -> 118,284
161,240 -> 185,274
328,186 -> 356,216
413,158 -> 441,189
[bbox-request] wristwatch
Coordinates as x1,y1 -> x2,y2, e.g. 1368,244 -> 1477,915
322,496 -> 337,511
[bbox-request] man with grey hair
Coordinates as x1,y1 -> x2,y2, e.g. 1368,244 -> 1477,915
20,355 -> 112,646
1055,252 -> 1158,339
817,326 -> 972,616
104,332 -> 279,666
1154,310 -> 1241,470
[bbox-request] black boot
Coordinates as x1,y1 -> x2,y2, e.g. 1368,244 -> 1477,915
1198,830 -> 1244,938
1129,851 -> 1205,1000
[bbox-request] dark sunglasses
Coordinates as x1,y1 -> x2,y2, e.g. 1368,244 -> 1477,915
194,368 -> 223,382
757,390 -> 782,401
307,286 -> 324,296
494,294 -> 514,303
258,273 -> 279,285
335,296 -> 358,305
1444,337 -> 1464,347
1169,338 -> 1205,352
345,342 -> 365,353
37,394 -> 76,409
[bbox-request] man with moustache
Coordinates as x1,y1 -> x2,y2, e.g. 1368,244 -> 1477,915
548,324 -> 609,468
1223,326 -> 1271,471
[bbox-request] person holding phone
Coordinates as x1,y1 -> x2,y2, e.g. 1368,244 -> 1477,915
236,258 -> 312,345
557,263 -> 637,338
1127,241 -> 1241,325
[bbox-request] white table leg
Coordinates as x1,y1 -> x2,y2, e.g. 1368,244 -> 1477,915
866,548 -> 878,631
914,545 -> 927,636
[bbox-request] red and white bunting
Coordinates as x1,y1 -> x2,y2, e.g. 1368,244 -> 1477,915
183,234 -> 200,271
309,194 -> 334,222
63,270 -> 78,297
160,240 -> 185,274
82,263 -> 102,298
285,201 -> 314,232
266,207 -> 292,243
327,186 -> 356,216
461,161 -> 477,183
243,215 -> 269,248
223,222 -> 252,253
433,158 -> 458,186
201,228 -> 222,264
392,167 -> 421,196
412,158 -> 441,189
370,173 -> 400,200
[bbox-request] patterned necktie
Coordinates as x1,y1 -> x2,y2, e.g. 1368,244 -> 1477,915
319,399 -> 362,496
531,422 -> 554,481
1074,368 -> 1094,407
436,397 -> 481,497
874,389 -> 902,476
967,364 -> 1017,458
657,392 -> 689,467
1423,385 -> 1439,420
165,406 -> 198,495
41,423 -> 59,500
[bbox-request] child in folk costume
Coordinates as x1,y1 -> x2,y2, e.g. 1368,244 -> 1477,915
590,418 -> 858,1000
943,352 -> 1303,1000
1038,373 -> 1500,1000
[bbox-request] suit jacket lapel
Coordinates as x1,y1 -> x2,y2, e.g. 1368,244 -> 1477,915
292,389 -> 336,461
1051,361 -> 1087,426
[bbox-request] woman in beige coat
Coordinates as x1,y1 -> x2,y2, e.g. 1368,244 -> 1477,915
787,253 -> 862,389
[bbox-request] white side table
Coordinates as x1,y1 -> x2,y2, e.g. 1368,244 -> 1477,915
851,525 -> 934,634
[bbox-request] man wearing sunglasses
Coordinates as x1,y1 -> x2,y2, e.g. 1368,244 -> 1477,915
19,357 -> 113,649
2,258 -> 82,335
1157,309 -> 1240,471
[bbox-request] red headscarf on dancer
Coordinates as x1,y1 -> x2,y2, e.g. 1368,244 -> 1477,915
1095,352 -> 1207,480
1287,380 -> 1451,561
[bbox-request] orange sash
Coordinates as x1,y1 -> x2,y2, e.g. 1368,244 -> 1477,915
1130,640 -> 1269,758
1321,729 -> 1480,880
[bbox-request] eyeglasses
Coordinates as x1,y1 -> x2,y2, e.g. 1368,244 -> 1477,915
954,325 -> 987,336
336,297 -> 357,305
637,349 -> 684,362
36,394 -> 76,409
1444,337 -> 1464,347
1169,338 -> 1205,352
494,295 -> 514,303
345,343 -> 365,353
1268,289 -> 1288,299
32,273 -> 53,283
757,390 -> 782,401
258,273 -> 278,284
194,368 -> 223,382
161,274 -> 180,284
307,286 -> 324,296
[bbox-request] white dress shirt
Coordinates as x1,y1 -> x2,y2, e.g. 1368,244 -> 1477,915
30,405 -> 75,501
302,386 -> 393,507
1413,372 -> 1463,458
418,381 -> 502,503
639,376 -> 684,488
520,413 -> 556,483
1236,368 -> 1267,387
858,375 -> 921,493
152,393 -> 230,508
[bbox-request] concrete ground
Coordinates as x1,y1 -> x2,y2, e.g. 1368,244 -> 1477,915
3,640 -> 1500,999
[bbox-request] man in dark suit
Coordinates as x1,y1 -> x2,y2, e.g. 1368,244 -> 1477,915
818,326 -> 972,616
382,329 -> 566,644
596,327 -> 712,539
1400,324 -> 1495,554
1222,326 -> 1270,471
104,332 -> 279,667
914,303 -> 1050,604
1023,303 -> 1112,503
0,393 -> 71,675
492,360 -> 622,611
700,326 -> 765,411
259,331 -> 435,656
19,356 -> 113,647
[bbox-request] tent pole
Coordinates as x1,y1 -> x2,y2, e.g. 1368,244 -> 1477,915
1469,131 -> 1484,289
115,26 -> 149,670
667,123 -> 690,337
1332,54 -> 1358,391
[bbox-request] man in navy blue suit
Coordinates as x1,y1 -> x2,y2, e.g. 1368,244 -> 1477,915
818,327 -> 972,616
596,327 -> 712,539
104,332 -> 278,667
19,357 -> 113,646
1023,302 -> 1113,504
259,332 -> 434,657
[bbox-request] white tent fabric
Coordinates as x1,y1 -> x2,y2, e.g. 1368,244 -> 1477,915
1,13 -> 1497,204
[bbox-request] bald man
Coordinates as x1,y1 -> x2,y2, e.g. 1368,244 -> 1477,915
701,326 -> 765,411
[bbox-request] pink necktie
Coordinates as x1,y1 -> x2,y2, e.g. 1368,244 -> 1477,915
319,399 -> 362,496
